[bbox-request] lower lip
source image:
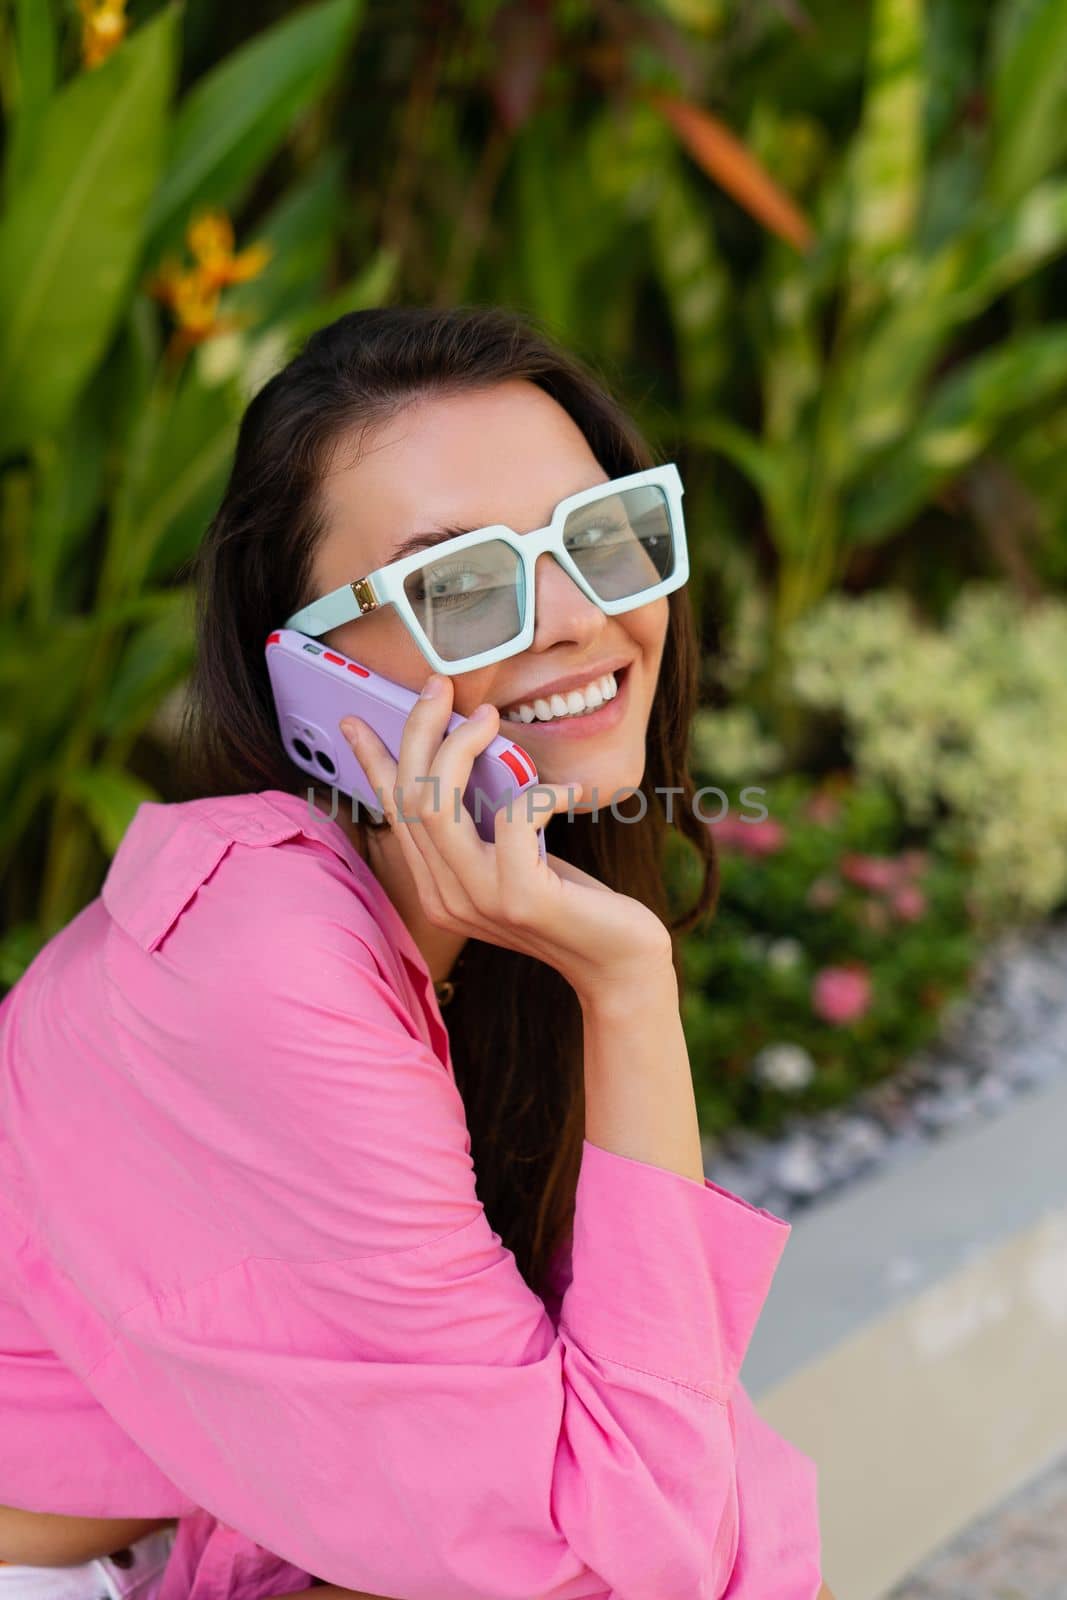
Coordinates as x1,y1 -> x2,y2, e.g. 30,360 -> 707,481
499,666 -> 631,740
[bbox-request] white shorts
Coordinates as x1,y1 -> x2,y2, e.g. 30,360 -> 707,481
0,1526 -> 176,1600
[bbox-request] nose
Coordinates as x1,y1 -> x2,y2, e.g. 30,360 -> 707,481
530,551 -> 607,652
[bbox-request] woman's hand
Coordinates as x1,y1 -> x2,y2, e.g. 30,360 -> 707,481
340,675 -> 673,999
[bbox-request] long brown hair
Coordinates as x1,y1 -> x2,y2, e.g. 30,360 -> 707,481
176,305 -> 719,1298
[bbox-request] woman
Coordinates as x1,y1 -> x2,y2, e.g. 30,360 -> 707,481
0,306 -> 830,1598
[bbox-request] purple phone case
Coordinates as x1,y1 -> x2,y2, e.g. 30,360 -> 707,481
265,628 -> 549,861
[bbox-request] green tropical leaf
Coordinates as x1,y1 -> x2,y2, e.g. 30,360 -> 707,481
0,7 -> 178,457
283,243 -> 399,344
98,586 -> 194,738
109,364 -> 239,588
988,0 -> 1067,205
4,0 -> 57,191
837,178 -> 1067,463
59,764 -> 160,855
649,161 -> 730,407
843,327 -> 1067,542
225,149 -> 346,329
26,391 -> 107,622
847,0 -> 923,287
144,0 -> 362,261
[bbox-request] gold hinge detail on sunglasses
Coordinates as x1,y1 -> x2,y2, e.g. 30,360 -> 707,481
351,577 -> 379,614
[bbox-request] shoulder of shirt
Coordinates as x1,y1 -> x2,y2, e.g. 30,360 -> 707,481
99,788 -> 389,960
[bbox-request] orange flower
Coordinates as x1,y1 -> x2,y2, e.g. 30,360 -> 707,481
147,209 -> 271,360
186,210 -> 273,288
79,0 -> 127,71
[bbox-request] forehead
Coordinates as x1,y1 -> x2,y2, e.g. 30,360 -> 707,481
317,379 -> 608,570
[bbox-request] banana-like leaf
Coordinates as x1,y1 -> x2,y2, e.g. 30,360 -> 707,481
953,177 -> 1067,321
26,390 -> 107,623
752,238 -> 824,450
144,0 -> 362,262
143,416 -> 238,584
512,118 -> 582,337
836,178 -> 1067,463
0,8 -> 178,457
649,161 -> 730,407
922,2 -> 984,154
59,764 -> 160,856
847,0 -> 923,286
683,416 -> 805,554
0,920 -> 49,993
109,365 -> 239,588
225,150 -> 347,329
988,0 -> 1067,206
283,245 -> 399,345
5,0 -> 57,190
843,326 -> 1067,543
98,586 -> 195,738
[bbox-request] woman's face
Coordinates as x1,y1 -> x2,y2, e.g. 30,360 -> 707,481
310,378 -> 669,813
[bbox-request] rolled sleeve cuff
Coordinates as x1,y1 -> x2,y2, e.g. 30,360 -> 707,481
558,1138 -> 792,1404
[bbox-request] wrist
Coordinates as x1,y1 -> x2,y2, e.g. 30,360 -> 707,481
572,946 -> 677,1016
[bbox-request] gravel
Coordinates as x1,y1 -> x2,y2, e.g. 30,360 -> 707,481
702,913 -> 1067,1220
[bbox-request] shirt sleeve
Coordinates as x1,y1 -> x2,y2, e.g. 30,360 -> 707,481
93,898 -> 802,1600
721,1381 -> 823,1599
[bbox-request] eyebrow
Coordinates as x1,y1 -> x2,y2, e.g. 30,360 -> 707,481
385,525 -> 483,565
384,489 -> 616,568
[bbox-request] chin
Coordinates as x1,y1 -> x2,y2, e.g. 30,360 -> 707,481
546,754 -> 648,816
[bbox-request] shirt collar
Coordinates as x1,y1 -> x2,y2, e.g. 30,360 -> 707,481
256,789 -> 434,991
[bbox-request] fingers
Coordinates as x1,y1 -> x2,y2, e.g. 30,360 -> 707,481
339,680 -> 492,927
394,677 -> 500,903
492,782 -> 581,899
338,714 -> 463,928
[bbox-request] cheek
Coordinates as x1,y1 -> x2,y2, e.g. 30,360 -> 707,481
629,599 -> 670,670
451,668 -> 498,719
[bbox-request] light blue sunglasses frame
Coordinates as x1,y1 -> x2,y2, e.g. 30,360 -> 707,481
283,462 -> 688,676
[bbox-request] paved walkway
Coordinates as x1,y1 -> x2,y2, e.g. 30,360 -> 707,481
884,1449 -> 1067,1599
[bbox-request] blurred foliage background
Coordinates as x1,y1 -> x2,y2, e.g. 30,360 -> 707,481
1,0 -> 1065,1133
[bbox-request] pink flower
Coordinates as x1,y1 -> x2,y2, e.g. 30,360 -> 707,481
812,963 -> 872,1025
899,850 -> 930,879
890,884 -> 927,922
840,853 -> 900,894
708,814 -> 788,856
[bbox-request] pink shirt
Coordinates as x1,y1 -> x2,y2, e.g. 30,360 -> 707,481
0,787 -> 822,1599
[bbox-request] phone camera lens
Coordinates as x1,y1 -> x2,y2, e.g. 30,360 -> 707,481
292,737 -> 312,761
315,751 -> 337,776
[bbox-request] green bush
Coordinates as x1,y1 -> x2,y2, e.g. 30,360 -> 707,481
784,582 -> 1067,928
678,772 -> 977,1138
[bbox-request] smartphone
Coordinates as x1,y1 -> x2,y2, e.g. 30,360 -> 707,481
265,628 -> 550,862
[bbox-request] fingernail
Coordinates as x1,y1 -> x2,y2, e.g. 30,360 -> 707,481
472,703 -> 495,722
340,718 -> 362,743
420,675 -> 445,700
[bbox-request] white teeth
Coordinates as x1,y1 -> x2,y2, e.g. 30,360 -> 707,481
502,670 -> 620,723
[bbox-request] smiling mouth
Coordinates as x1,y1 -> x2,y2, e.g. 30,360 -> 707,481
499,664 -> 631,730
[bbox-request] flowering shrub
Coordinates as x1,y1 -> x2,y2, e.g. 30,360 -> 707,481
675,773 -> 977,1138
784,583 -> 1067,929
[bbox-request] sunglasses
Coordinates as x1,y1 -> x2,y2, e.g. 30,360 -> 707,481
283,463 -> 688,676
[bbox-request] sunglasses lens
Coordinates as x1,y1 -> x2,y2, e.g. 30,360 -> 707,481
563,484 -> 676,601
401,481 -> 679,667
403,538 -> 525,664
